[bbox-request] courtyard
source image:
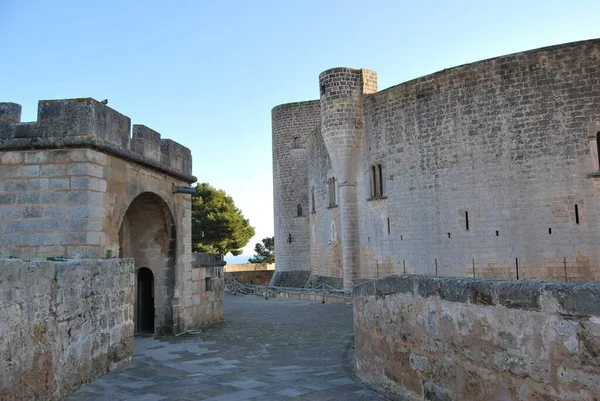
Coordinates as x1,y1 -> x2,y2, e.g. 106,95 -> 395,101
67,294 -> 384,401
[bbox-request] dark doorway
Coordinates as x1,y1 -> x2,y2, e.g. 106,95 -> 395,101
137,267 -> 154,333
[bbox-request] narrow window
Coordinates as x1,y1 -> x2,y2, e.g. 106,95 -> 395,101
371,166 -> 377,198
293,136 -> 300,149
387,217 -> 390,234
447,232 -> 451,238
297,204 -> 303,217
311,187 -> 316,213
596,132 -> 600,169
575,204 -> 580,224
465,211 -> 469,231
205,277 -> 213,292
328,178 -> 336,206
495,230 -> 499,237
377,164 -> 383,196
548,227 -> 552,234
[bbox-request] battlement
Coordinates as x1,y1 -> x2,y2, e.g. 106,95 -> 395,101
0,98 -> 195,182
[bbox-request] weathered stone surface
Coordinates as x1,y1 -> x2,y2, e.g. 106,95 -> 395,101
353,275 -> 600,400
0,98 -> 194,181
273,39 -> 600,286
270,270 -> 312,288
0,258 -> 134,401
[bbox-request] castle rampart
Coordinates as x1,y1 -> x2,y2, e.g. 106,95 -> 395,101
272,38 -> 600,288
0,98 -> 194,182
0,98 -> 217,337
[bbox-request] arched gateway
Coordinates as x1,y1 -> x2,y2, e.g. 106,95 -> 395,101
119,192 -> 177,335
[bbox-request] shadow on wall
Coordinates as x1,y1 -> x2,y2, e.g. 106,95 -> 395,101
119,191 -> 176,336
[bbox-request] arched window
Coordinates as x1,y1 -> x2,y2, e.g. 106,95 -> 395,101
293,136 -> 300,149
297,204 -> 303,217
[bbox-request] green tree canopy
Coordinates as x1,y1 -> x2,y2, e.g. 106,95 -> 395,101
191,183 -> 255,256
248,236 -> 274,264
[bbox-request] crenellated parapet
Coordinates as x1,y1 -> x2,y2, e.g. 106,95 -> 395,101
0,98 -> 195,182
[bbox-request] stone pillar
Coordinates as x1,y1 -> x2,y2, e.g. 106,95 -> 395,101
319,68 -> 377,290
338,183 -> 359,287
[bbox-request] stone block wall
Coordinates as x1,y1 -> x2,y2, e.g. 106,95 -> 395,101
0,98 -> 200,335
353,275 -> 600,400
0,98 -> 193,179
0,258 -> 134,401
225,270 -> 274,285
225,263 -> 275,272
272,38 -> 600,286
182,253 -> 225,328
358,39 -> 600,282
271,101 -> 320,287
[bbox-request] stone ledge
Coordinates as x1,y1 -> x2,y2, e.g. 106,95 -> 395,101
0,135 -> 196,183
353,275 -> 600,315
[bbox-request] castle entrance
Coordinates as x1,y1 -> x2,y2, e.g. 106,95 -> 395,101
136,267 -> 154,333
119,192 -> 177,335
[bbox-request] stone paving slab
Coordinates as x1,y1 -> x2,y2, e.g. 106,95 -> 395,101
67,294 -> 384,400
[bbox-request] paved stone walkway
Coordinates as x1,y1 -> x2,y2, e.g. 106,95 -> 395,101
68,294 -> 384,400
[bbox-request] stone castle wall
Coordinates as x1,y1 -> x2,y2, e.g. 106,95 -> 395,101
271,101 -> 320,286
358,39 -> 600,282
353,275 -> 600,400
272,39 -> 600,288
0,258 -> 134,401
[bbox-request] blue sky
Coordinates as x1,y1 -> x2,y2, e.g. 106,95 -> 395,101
1,0 -> 599,263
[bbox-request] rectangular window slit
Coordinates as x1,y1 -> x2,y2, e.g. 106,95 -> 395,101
447,232 -> 451,238
400,235 -> 403,241
205,277 -> 213,292
465,211 -> 469,231
575,204 -> 580,224
495,230 -> 499,236
387,218 -> 390,234
548,227 -> 552,234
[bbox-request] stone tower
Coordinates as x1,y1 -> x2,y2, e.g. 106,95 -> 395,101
271,101 -> 321,286
319,68 -> 377,289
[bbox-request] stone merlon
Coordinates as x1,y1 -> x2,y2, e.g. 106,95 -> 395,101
0,98 -> 196,183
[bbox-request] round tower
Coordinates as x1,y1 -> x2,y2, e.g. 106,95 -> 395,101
271,100 -> 321,287
319,68 -> 377,290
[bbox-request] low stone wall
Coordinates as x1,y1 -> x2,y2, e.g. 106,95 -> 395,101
225,263 -> 274,272
183,253 -> 224,329
277,291 -> 349,303
353,275 -> 600,401
0,258 -> 134,401
226,270 -> 274,285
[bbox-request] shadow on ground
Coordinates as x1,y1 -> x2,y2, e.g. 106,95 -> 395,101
67,294 -> 384,400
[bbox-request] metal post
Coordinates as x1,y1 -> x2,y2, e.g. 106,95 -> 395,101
264,282 -> 269,300
321,283 -> 326,304
515,258 -> 520,280
435,259 -> 438,276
